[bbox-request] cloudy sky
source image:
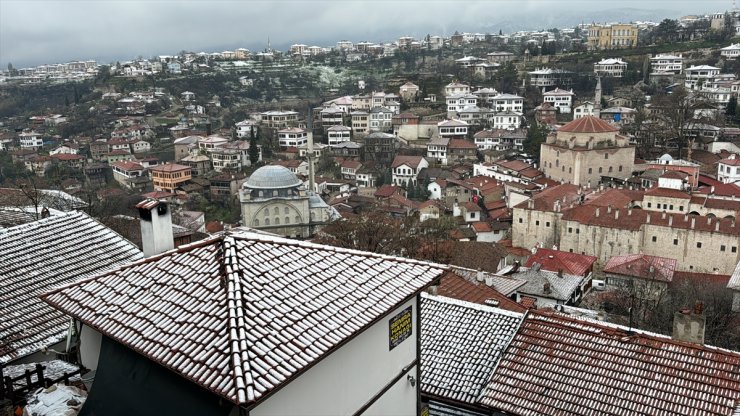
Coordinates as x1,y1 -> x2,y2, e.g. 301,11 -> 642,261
0,0 -> 731,68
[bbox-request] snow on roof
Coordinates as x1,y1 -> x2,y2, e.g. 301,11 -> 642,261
0,211 -> 142,363
42,231 -> 447,405
420,293 -> 523,404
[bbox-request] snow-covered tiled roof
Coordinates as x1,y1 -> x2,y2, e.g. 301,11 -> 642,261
42,232 -> 447,405
421,294 -> 523,404
479,311 -> 740,415
0,211 -> 142,363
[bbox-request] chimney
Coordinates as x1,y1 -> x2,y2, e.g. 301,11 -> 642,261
485,276 -> 495,287
691,217 -> 696,229
662,211 -> 666,219
646,213 -> 651,223
137,199 -> 174,258
557,269 -> 563,278
476,269 -> 485,282
607,205 -> 612,214
595,207 -> 600,217
715,220 -> 720,232
668,215 -> 673,226
614,209 -> 619,220
672,303 -> 705,344
543,282 -> 551,294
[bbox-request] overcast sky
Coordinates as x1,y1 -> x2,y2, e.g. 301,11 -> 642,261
0,0 -> 731,68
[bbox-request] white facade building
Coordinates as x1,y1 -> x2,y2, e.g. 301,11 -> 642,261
277,128 -> 309,148
492,93 -> 524,114
543,88 -> 575,113
594,58 -> 627,77
718,154 -> 740,184
650,54 -> 683,74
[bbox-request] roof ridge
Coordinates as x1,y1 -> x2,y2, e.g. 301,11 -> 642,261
230,231 -> 450,270
421,292 -> 524,319
222,236 -> 254,404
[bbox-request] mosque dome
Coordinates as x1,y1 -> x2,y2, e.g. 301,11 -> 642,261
245,165 -> 302,190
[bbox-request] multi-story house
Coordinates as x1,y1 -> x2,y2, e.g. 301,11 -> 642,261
650,54 -> 683,74
473,129 -> 526,151
426,137 -> 449,165
721,43 -> 740,59
492,93 -> 524,114
528,68 -> 573,88
444,81 -> 471,97
198,135 -> 228,152
277,128 -> 308,149
369,107 -> 394,132
351,111 -> 370,135
685,65 -> 721,89
391,156 -> 429,186
437,119 -> 469,139
594,58 -> 627,77
18,131 -> 43,150
587,23 -> 639,50
717,154 -> 740,183
260,110 -> 299,128
327,125 -> 352,145
543,88 -> 576,113
364,132 -> 396,164
150,163 -> 192,192
235,120 -> 258,138
446,94 -> 478,117
111,161 -> 149,190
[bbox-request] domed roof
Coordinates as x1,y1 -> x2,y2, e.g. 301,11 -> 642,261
245,165 -> 302,189
559,116 -> 619,133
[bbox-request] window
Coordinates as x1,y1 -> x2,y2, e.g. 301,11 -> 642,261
568,227 -> 573,233
263,210 -> 269,217
679,206 -> 683,211
652,236 -> 657,242
604,154 -> 609,160
469,213 -> 475,219
647,202 -> 652,208
536,220 -> 540,226
674,239 -> 678,245
669,205 -> 673,210
589,168 -> 593,174
518,218 -> 523,223
275,217 -> 280,225
254,219 -> 259,226
284,207 -> 289,214
546,222 -> 550,227
598,167 -> 603,173
265,218 -> 270,225
697,242 -> 702,248
721,245 -> 726,252
295,215 -> 301,223
576,228 -> 580,234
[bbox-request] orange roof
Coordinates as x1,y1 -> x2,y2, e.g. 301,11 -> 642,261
524,248 -> 596,277
558,116 -> 618,133
437,272 -> 527,313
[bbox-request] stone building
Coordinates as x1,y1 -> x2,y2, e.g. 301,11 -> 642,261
239,165 -> 334,238
540,116 -> 634,187
512,184 -> 740,274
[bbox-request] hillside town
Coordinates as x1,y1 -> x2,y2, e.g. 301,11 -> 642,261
1,5 -> 740,416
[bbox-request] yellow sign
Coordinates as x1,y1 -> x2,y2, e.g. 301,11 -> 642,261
389,306 -> 412,350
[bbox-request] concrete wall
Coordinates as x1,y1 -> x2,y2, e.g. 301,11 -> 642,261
540,144 -> 634,186
512,208 -> 560,249
251,298 -> 419,416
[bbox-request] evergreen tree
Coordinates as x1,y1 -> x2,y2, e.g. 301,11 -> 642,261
726,96 -> 737,120
248,129 -> 260,165
407,183 -> 416,199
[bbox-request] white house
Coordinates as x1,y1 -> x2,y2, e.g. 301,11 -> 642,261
685,65 -> 721,89
721,43 -> 740,59
717,154 -> 740,184
326,125 -> 352,145
446,94 -> 478,116
491,93 -> 524,114
594,58 -> 627,77
369,107 -> 394,132
650,54 -> 683,74
444,81 -> 471,97
277,128 -> 309,148
235,120 -> 258,138
18,131 -> 43,150
40,226 -> 446,416
573,102 -> 596,119
437,119 -> 469,138
391,155 -> 429,186
427,137 -> 450,165
543,88 -> 575,113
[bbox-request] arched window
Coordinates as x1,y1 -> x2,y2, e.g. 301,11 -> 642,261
265,218 -> 270,225
275,217 -> 280,225
263,210 -> 269,217
254,219 -> 259,226
273,207 -> 279,215
608,166 -> 613,173
295,215 -> 301,223
285,216 -> 290,224
284,207 -> 289,214
598,167 -> 603,173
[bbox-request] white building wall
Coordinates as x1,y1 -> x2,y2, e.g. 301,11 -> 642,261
251,298 -> 419,416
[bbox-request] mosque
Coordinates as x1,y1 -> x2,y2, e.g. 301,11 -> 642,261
239,165 -> 336,238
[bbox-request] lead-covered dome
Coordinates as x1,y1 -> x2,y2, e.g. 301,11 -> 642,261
245,165 -> 302,189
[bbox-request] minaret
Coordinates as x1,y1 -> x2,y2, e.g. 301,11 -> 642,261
594,76 -> 602,119
306,107 -> 316,194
